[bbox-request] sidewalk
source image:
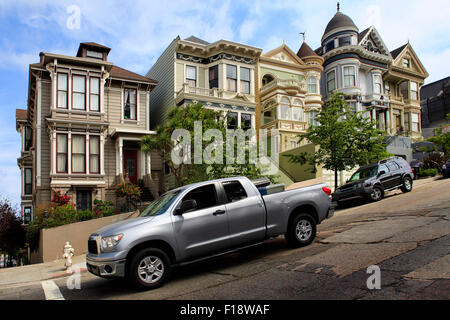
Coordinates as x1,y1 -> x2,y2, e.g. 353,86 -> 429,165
0,254 -> 87,287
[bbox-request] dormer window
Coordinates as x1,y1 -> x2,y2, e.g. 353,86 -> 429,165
325,41 -> 334,53
86,50 -> 103,59
339,36 -> 352,47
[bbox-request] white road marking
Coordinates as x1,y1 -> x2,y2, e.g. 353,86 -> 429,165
41,280 -> 65,300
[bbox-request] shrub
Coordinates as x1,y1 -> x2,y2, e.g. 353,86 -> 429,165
419,168 -> 438,177
77,210 -> 94,222
115,182 -> 141,200
93,199 -> 114,217
422,153 -> 446,170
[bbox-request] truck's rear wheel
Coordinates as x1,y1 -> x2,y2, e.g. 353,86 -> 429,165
128,248 -> 171,289
285,214 -> 316,248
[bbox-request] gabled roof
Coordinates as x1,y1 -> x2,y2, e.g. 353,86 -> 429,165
184,36 -> 210,46
390,44 -> 408,59
109,65 -> 157,84
297,41 -> 319,58
358,27 -> 370,43
262,43 -> 306,66
16,109 -> 27,121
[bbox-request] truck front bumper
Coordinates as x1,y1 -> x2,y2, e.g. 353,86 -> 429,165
86,253 -> 127,278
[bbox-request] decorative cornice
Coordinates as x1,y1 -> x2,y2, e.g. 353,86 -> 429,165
176,52 -> 255,65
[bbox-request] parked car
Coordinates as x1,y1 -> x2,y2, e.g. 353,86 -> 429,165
86,176 -> 334,289
442,159 -> 450,178
334,157 -> 414,205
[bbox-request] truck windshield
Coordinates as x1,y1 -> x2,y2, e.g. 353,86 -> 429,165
139,190 -> 181,217
349,166 -> 378,182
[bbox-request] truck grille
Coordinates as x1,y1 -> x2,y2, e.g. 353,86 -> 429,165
88,239 -> 98,255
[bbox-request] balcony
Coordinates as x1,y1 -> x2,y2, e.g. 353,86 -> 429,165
260,79 -> 307,97
175,83 -> 255,105
389,94 -> 404,105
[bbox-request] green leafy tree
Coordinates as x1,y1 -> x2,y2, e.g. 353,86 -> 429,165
285,92 -> 390,191
426,113 -> 450,157
141,103 -> 272,188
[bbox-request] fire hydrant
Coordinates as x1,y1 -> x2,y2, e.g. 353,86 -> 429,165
62,242 -> 75,273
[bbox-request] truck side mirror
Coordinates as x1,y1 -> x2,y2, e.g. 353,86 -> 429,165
378,170 -> 386,177
176,199 -> 197,215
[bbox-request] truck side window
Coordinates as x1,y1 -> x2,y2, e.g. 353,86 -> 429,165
222,181 -> 247,203
182,184 -> 218,211
386,162 -> 399,171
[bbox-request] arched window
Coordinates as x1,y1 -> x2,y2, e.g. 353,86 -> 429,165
262,74 -> 274,86
279,97 -> 291,120
308,77 -> 317,93
292,99 -> 304,121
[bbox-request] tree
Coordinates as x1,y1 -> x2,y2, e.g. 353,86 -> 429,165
141,103 -> 272,188
426,113 -> 450,157
285,92 -> 390,191
0,198 -> 25,266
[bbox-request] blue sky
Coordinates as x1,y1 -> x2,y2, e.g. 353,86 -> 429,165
0,0 -> 449,207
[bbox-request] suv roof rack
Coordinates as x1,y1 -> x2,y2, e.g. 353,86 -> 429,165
378,156 -> 404,164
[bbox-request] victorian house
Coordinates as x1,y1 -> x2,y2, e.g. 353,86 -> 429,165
16,42 -> 162,223
316,7 -> 428,163
258,42 -> 324,154
147,36 -> 262,132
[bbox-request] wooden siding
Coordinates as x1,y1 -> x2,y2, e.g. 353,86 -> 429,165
146,38 -> 177,129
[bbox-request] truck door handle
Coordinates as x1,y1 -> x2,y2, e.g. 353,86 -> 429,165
213,209 -> 226,216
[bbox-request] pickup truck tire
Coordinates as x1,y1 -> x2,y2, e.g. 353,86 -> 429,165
285,214 -> 317,248
128,248 -> 171,290
400,176 -> 413,193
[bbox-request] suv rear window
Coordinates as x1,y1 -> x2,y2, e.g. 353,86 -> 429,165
222,181 -> 247,203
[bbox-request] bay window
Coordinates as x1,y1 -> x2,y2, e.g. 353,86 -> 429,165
309,111 -> 318,127
344,66 -> 356,87
24,168 -> 32,195
411,113 -> 420,132
308,76 -> 317,93
227,65 -> 237,92
89,136 -> 100,174
240,67 -> 250,94
124,89 -> 137,120
72,75 -> 86,110
410,82 -> 418,100
56,134 -> 68,173
57,73 -> 68,109
209,65 -> 219,89
327,70 -> 336,93
72,135 -> 86,173
373,74 -> 382,94
23,207 -> 32,225
279,98 -> 291,120
90,77 -> 100,111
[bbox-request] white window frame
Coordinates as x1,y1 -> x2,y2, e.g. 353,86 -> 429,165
343,66 -> 356,88
373,74 -> 382,94
327,70 -> 336,93
122,87 -> 139,122
308,76 -> 317,93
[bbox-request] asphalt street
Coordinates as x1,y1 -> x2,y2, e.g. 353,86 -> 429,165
1,177 -> 449,300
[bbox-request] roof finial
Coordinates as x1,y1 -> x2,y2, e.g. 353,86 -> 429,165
337,1 -> 340,12
300,32 -> 306,41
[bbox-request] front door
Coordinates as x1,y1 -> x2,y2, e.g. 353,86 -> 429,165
123,150 -> 138,184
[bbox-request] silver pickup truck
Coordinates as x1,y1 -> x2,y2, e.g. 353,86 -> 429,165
86,177 -> 334,289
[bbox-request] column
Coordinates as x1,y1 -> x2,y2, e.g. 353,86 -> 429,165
385,109 -> 390,134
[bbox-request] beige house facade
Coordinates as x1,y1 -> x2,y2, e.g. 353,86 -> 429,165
16,42 -> 163,223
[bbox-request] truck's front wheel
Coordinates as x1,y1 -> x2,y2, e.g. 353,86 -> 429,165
128,248 -> 171,290
285,214 -> 317,248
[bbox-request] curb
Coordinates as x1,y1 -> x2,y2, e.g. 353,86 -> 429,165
50,268 -> 88,280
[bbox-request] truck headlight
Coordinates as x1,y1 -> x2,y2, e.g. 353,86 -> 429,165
101,234 -> 123,250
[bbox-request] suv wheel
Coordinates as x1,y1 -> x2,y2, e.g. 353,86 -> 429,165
285,214 -> 317,248
128,248 -> 171,290
400,176 -> 413,193
370,186 -> 384,202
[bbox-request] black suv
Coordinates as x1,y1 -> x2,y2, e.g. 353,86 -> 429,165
334,157 -> 414,204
